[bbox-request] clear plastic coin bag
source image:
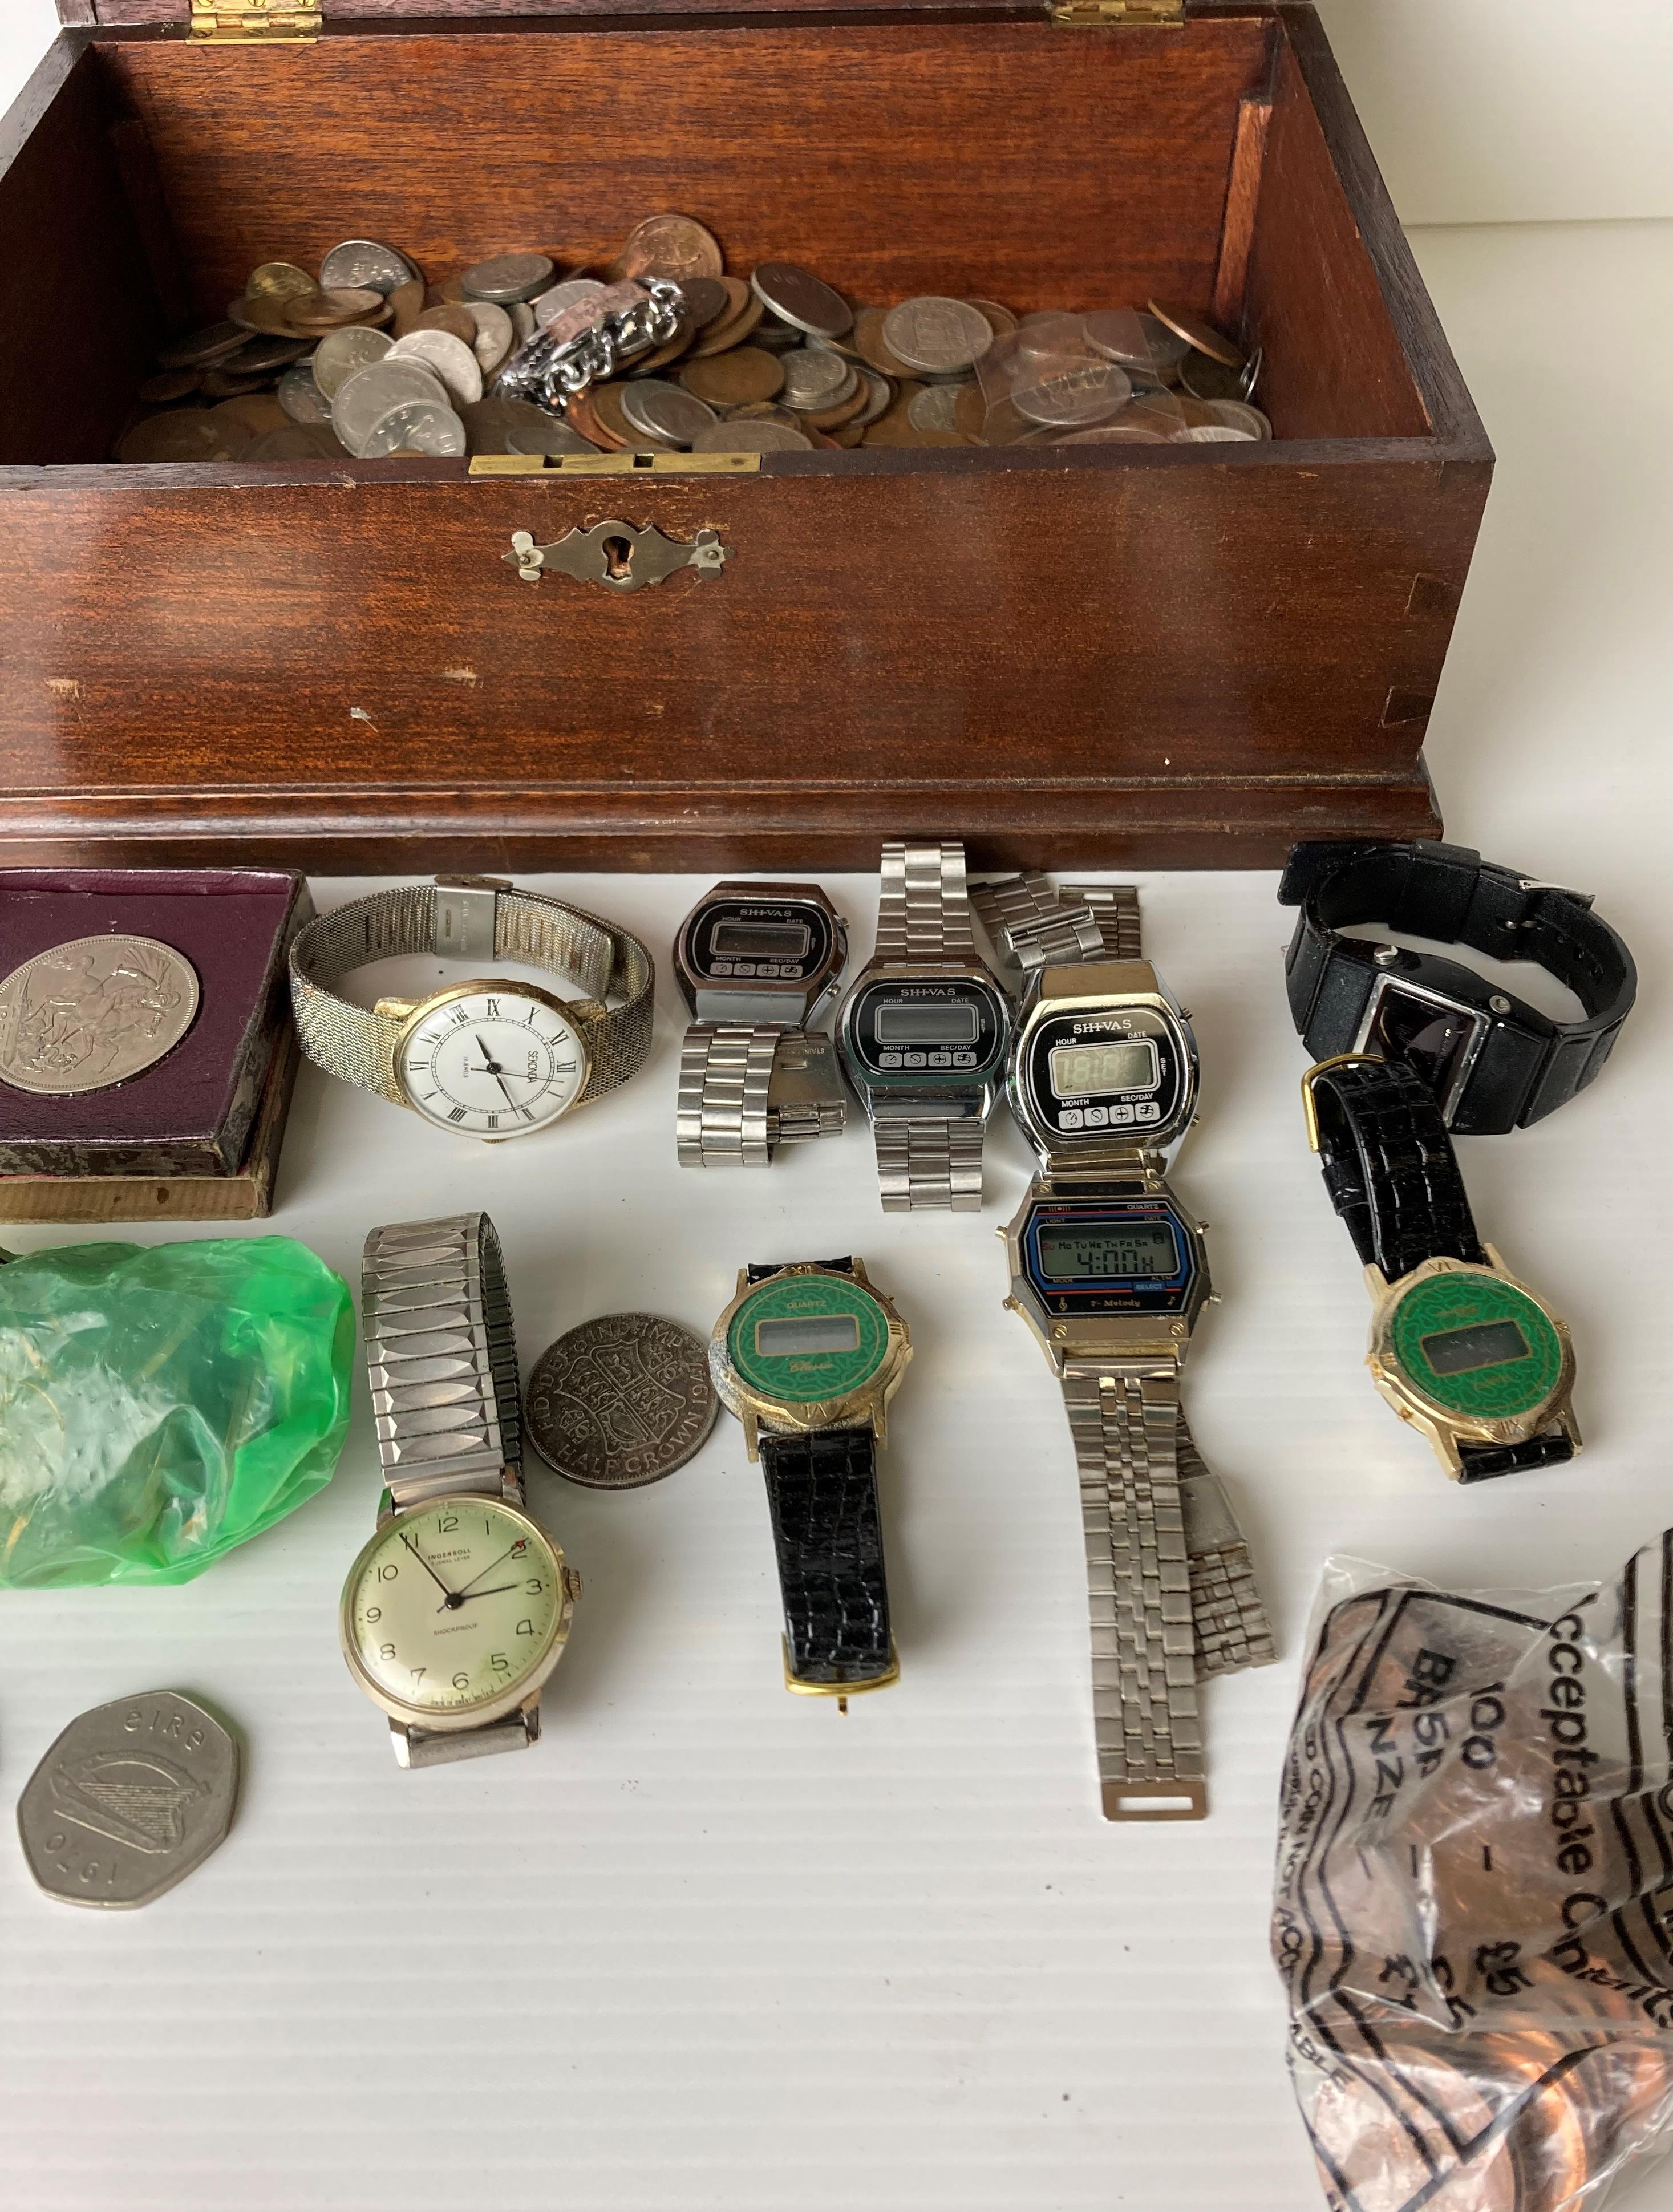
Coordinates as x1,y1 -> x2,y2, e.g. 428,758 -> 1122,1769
974,313 -> 1187,445
1274,1539 -> 1673,2212
0,1235 -> 354,1587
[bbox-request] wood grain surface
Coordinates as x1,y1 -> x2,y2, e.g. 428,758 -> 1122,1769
0,5 -> 1489,869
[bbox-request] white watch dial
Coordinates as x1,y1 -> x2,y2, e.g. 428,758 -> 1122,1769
343,1499 -> 566,1720
396,987 -> 588,1138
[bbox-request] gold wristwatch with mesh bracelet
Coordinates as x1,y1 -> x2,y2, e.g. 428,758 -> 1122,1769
990,872 -> 1275,1823
290,874 -> 654,1141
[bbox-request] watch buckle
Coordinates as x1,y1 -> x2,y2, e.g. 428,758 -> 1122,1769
781,1637 -> 900,1698
1101,1776 -> 1208,1822
767,1031 -> 846,1143
433,874 -> 508,962
1300,1052 -> 1387,1152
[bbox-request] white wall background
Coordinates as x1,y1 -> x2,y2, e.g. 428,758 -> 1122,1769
0,0 -> 1670,228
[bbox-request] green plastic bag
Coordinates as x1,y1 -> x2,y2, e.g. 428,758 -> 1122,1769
0,1235 -> 354,1588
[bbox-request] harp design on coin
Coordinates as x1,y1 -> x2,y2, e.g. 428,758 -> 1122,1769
505,522 -> 730,593
49,1751 -> 205,1854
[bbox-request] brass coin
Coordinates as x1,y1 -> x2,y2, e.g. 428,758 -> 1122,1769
1145,298 -> 1243,368
618,213 -> 723,283
675,275 -> 730,329
851,306 -> 918,380
460,252 -> 556,305
227,294 -> 296,337
690,419 -> 812,454
156,320 -> 250,371
967,298 -> 1018,340
247,261 -> 317,303
564,386 -> 623,452
687,291 -> 764,359
680,347 -> 784,406
136,371 -> 199,404
242,422 -> 348,461
748,262 -> 852,340
415,303 -> 479,347
388,277 -> 426,337
211,393 -> 289,435
116,411 -> 241,463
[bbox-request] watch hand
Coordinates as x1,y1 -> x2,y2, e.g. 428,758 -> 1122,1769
452,1540 -> 524,1599
437,1582 -> 518,1610
400,1532 -> 459,1605
473,1034 -> 522,1113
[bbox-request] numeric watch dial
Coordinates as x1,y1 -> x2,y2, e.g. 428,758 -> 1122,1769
397,988 -> 587,1137
344,1500 -> 565,1718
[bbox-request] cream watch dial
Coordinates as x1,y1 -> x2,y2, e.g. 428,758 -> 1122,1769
396,986 -> 586,1137
343,1500 -> 565,1719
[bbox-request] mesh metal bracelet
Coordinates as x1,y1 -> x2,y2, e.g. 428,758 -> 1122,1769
361,1212 -> 535,1768
677,1023 -> 845,1167
970,869 -> 1143,974
872,841 -> 989,1211
290,875 -> 654,1109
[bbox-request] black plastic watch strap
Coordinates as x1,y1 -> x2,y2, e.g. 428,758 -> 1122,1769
758,1426 -> 893,1686
1281,840 -> 1635,1131
1307,1057 -> 1484,1281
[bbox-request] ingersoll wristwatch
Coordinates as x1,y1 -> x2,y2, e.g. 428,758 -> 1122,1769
340,1214 -> 579,1765
291,874 -> 654,1140
994,873 -> 1274,1822
673,879 -> 848,1166
837,841 -> 1011,1210
710,1259 -> 911,1700
1302,1054 -> 1579,1480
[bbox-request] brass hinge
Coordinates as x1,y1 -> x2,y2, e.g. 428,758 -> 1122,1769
468,452 -> 761,477
189,0 -> 321,41
1048,0 -> 1184,23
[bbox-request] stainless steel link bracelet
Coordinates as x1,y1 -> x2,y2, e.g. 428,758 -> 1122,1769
677,1023 -> 846,1166
361,1213 -> 533,1768
1177,1419 -> 1278,1678
872,1111 -> 985,1211
869,841 -> 991,1208
971,869 -> 1143,975
1062,1356 -> 1206,1821
875,840 -> 978,962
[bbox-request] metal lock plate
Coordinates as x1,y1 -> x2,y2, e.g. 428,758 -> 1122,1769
506,522 -> 731,594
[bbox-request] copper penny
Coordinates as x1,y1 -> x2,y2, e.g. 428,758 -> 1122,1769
388,277 -> 427,338
618,214 -> 723,282
228,294 -> 296,337
589,380 -> 675,451
197,366 -> 269,399
850,307 -> 918,380
156,321 -> 250,371
137,371 -> 199,404
413,304 -> 479,347
687,292 -> 765,359
801,380 -> 870,431
564,386 -> 623,452
1145,298 -> 1244,368
116,412 -> 242,464
967,298 -> 1018,340
953,380 -> 987,437
210,393 -> 289,435
680,347 -> 785,406
242,422 -> 349,461
675,275 -> 730,329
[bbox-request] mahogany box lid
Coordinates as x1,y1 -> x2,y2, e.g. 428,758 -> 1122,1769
0,869 -> 308,1175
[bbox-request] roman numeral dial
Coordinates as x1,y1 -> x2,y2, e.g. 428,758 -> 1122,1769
395,986 -> 589,1139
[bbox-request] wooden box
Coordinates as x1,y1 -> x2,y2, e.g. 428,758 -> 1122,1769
0,0 -> 1491,872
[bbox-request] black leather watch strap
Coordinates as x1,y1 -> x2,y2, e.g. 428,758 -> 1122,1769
758,1426 -> 893,1686
1307,1056 -> 1484,1281
1281,840 -> 1635,1132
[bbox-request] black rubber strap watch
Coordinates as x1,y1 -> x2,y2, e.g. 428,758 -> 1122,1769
1281,841 -> 1635,1133
1303,1056 -> 1579,1482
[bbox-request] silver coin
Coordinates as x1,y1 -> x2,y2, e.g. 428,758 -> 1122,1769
332,358 -> 449,453
465,301 -> 515,376
462,252 -> 556,305
618,380 -> 718,447
277,362 -> 332,424
779,347 -> 849,408
386,329 -> 483,407
0,935 -> 199,1095
526,1313 -> 719,1489
690,419 -> 813,453
1084,309 -> 1189,379
1180,423 -> 1258,441
318,238 -> 417,297
748,262 -> 853,340
18,1691 -> 238,1909
532,278 -> 606,328
907,383 -> 963,434
1205,398 -> 1272,440
851,367 -> 896,428
311,325 -> 393,400
359,399 -> 467,458
1012,358 -> 1132,428
882,295 -> 993,376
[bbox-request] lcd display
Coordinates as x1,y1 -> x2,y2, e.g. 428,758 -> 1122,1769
754,1315 -> 862,1357
712,920 -> 810,959
874,1003 -> 980,1045
1049,1039 -> 1158,1100
1420,1319 -> 1531,1375
1038,1222 -> 1177,1281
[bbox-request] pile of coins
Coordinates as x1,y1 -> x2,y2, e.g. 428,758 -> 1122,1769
115,212 -> 1267,464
